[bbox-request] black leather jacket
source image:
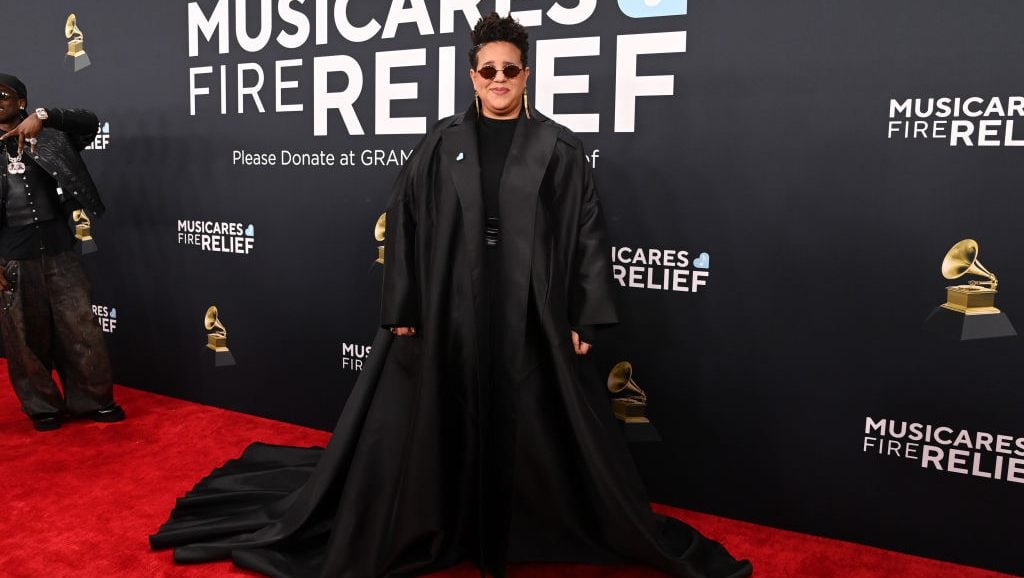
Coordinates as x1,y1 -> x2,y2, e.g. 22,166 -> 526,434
1,108 -> 106,220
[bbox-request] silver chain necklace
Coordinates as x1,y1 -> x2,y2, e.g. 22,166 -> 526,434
4,144 -> 25,175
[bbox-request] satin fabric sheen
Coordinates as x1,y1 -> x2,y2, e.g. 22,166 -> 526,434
150,108 -> 752,578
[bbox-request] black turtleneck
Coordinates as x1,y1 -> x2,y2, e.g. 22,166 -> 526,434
477,115 -> 518,221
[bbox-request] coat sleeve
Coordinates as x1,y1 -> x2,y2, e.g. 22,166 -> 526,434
40,108 -> 98,151
380,166 -> 420,329
568,147 -> 619,328
379,118 -> 455,329
379,128 -> 446,329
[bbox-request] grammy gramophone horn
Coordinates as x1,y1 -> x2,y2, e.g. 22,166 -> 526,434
607,361 -> 647,402
374,213 -> 387,242
942,238 -> 998,289
374,213 -> 387,264
72,209 -> 91,227
204,306 -> 227,337
65,14 -> 83,40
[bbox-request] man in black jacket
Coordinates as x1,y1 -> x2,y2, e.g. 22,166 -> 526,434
0,73 -> 123,431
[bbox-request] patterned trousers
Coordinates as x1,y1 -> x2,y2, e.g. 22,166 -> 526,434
0,251 -> 113,417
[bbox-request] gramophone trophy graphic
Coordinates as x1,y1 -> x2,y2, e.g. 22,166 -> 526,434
374,213 -> 386,264
204,306 -> 236,366
924,239 -> 1017,340
65,14 -> 91,72
607,361 -> 660,442
72,209 -> 97,254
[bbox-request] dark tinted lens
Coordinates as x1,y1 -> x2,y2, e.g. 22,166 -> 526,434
0,92 -> 12,100
477,65 -> 522,80
501,64 -> 522,78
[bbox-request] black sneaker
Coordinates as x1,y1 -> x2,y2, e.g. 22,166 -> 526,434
31,413 -> 63,431
85,404 -> 126,423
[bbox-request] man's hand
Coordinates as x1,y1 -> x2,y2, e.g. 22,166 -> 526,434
1,112 -> 43,154
391,326 -> 416,337
571,330 -> 591,356
0,270 -> 12,292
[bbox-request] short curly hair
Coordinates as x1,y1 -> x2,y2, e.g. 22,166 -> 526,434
469,13 -> 529,68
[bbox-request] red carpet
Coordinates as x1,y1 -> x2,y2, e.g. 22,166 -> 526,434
0,361 -> 1014,578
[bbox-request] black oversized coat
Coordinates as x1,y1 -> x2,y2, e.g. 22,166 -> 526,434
150,107 -> 751,578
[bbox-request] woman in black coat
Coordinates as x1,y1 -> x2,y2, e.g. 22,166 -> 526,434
151,13 -> 751,578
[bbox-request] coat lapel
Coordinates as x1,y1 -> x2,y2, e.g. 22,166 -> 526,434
441,110 -> 487,344
497,113 -> 559,282
442,113 -> 484,253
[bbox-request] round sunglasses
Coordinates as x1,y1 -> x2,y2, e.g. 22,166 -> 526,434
476,64 -> 524,80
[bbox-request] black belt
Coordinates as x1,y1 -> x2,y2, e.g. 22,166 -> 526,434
484,217 -> 500,246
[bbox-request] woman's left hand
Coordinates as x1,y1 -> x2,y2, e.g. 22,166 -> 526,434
571,330 -> 591,356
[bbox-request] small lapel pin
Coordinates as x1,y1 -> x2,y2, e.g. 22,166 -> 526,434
456,152 -> 464,161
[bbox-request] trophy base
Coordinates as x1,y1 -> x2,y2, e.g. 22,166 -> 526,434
77,238 -> 98,255
924,305 -> 1017,341
206,346 -> 236,367
66,53 -> 91,72
944,285 -> 997,311
616,417 -> 661,443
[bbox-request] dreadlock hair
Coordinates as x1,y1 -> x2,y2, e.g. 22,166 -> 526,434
468,12 -> 529,68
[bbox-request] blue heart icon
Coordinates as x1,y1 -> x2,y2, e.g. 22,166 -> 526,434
109,308 -> 117,319
693,252 -> 710,269
618,0 -> 687,18
245,224 -> 255,237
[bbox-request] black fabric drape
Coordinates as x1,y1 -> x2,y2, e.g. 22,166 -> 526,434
150,106 -> 752,578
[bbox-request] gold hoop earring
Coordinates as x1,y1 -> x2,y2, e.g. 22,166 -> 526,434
475,93 -> 481,116
523,90 -> 531,119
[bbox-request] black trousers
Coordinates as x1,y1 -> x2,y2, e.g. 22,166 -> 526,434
0,251 -> 113,417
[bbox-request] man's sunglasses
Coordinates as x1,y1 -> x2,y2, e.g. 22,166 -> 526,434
476,64 -> 524,80
0,91 -> 17,100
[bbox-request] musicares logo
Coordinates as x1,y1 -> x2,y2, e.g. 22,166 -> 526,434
92,304 -> 117,333
177,219 -> 255,255
84,121 -> 111,150
611,245 -> 710,293
864,417 -> 1024,485
341,341 -> 372,371
888,96 -> 1024,147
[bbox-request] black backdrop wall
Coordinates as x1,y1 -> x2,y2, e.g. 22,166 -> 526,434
8,1 -> 1024,574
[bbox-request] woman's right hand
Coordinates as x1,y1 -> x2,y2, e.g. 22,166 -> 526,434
391,326 -> 417,336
